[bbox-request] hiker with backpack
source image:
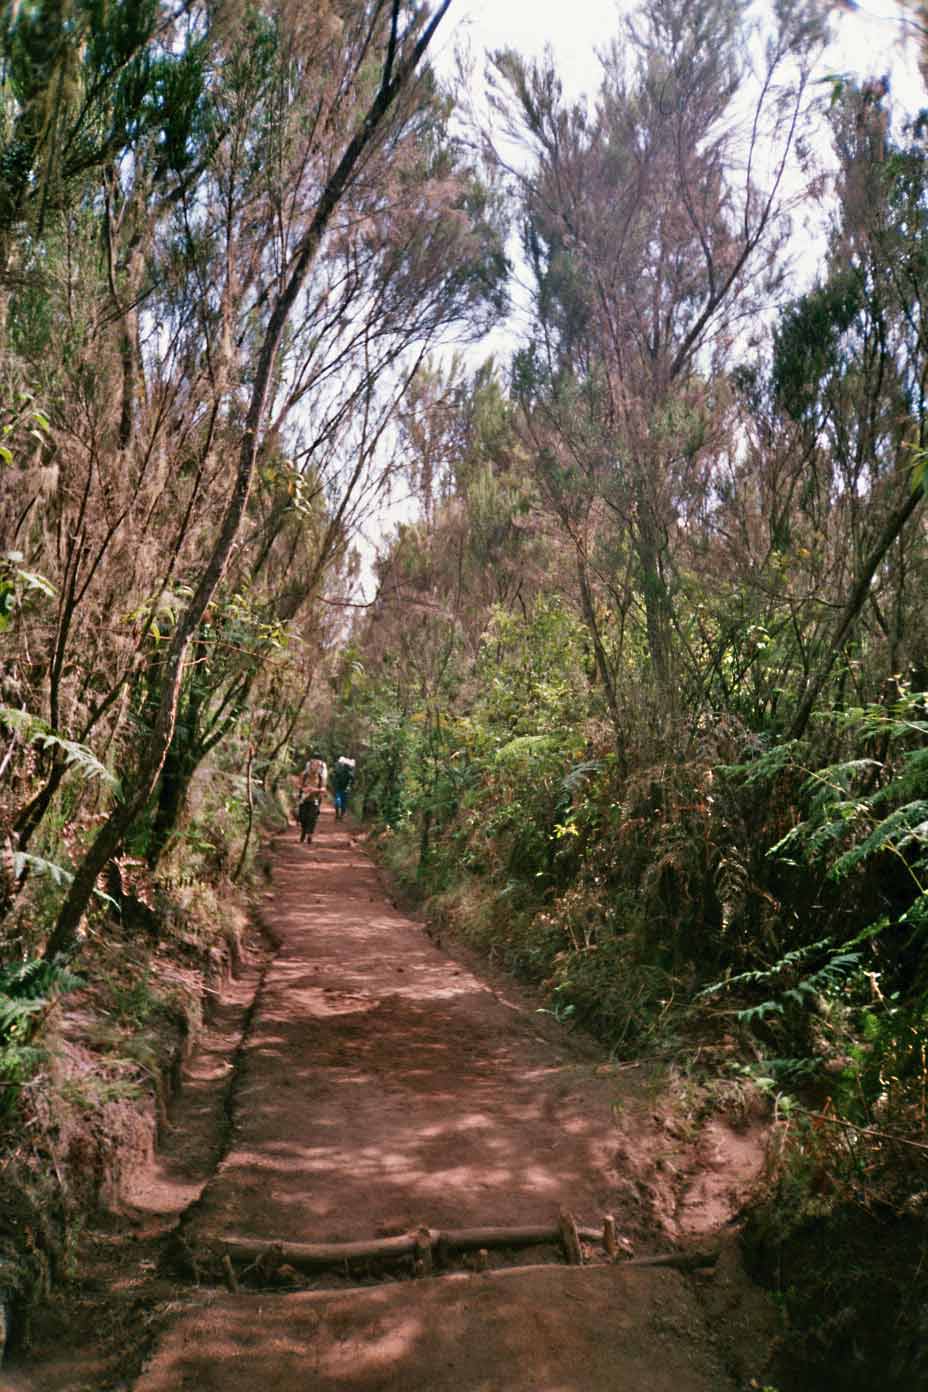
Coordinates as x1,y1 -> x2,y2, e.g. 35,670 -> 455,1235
332,756 -> 355,821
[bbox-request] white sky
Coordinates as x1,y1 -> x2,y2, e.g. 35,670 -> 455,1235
432,0 -> 926,108
427,0 -> 926,336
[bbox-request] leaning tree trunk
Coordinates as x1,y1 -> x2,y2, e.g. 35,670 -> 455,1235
789,482 -> 924,741
575,550 -> 623,738
45,1 -> 452,959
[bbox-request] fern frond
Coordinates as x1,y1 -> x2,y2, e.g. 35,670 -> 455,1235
11,851 -> 118,908
714,848 -> 749,931
737,999 -> 784,1022
900,894 -> 928,945
718,739 -> 802,786
494,734 -> 557,764
0,956 -> 84,998
697,934 -> 835,998
0,706 -> 42,739
831,801 -> 928,880
12,850 -> 73,886
767,823 -> 807,859
0,996 -> 45,1037
562,760 -> 603,793
767,812 -> 861,861
759,1056 -> 822,1082
870,747 -> 928,808
0,1044 -> 45,1069
729,948 -> 865,1025
32,732 -> 118,786
846,698 -> 928,741
0,707 -> 118,786
801,759 -> 882,804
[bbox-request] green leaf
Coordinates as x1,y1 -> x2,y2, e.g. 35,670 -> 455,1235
910,445 -> 928,495
13,851 -> 73,887
17,569 -> 56,598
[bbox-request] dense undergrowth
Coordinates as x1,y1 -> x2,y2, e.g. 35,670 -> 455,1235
347,617 -> 927,1134
0,754 -> 286,1356
322,590 -> 928,1387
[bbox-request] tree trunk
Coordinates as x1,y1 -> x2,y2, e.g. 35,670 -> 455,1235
790,483 -> 924,740
145,745 -> 196,870
635,509 -> 674,706
575,551 -> 622,737
232,741 -> 255,884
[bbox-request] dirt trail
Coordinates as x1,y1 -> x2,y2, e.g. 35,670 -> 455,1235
180,822 -> 645,1248
4,809 -> 776,1391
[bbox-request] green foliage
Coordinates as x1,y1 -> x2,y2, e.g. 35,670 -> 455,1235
360,710 -> 416,828
718,739 -> 804,787
0,957 -> 83,1115
0,707 -> 117,787
831,800 -> 928,880
699,929 -> 877,1051
712,695 -> 928,1121
772,274 -> 863,421
0,550 -> 54,631
11,850 -> 76,889
0,0 -> 209,233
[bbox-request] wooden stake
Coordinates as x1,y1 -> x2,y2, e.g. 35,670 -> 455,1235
414,1226 -> 433,1277
222,1254 -> 239,1294
558,1207 -> 584,1266
602,1214 -> 618,1260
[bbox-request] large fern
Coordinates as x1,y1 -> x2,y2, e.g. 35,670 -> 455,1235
11,850 -> 75,887
718,738 -> 804,786
870,746 -> 928,807
801,757 -> 883,806
0,706 -> 118,787
717,697 -> 928,1093
0,957 -> 84,1003
831,800 -> 928,880
0,957 -> 83,1112
699,922 -> 884,1033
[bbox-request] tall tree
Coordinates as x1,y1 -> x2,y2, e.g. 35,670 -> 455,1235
491,0 -> 824,720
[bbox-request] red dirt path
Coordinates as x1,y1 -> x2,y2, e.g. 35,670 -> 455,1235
3,807 -> 776,1390
182,817 -> 642,1248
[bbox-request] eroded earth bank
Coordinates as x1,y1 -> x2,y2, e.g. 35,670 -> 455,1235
3,808 -> 778,1391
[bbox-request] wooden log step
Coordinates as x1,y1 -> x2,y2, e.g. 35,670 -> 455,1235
216,1225 -> 567,1272
211,1226 -> 719,1277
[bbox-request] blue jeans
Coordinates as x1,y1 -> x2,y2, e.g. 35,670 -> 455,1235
334,789 -> 348,817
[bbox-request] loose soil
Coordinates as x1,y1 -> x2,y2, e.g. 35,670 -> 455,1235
2,808 -> 780,1391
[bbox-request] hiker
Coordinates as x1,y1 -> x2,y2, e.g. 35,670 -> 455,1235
297,753 -> 327,844
331,756 -> 356,821
301,752 -> 328,794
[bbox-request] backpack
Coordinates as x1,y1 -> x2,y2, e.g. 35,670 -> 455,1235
332,761 -> 354,792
